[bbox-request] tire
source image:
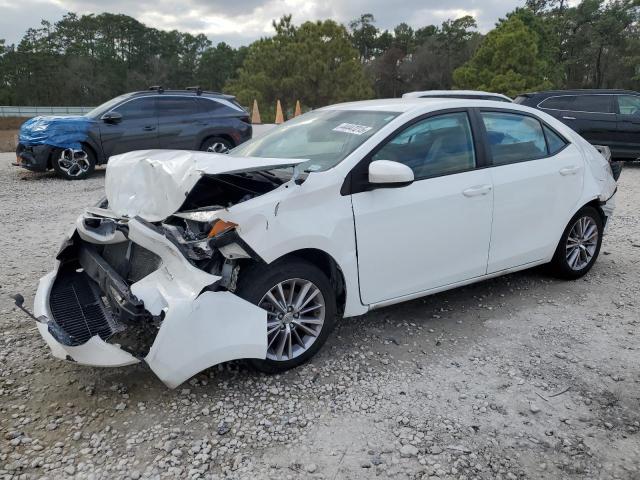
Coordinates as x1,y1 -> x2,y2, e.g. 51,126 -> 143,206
201,136 -> 233,154
52,146 -> 96,180
610,160 -> 623,181
549,206 -> 603,279
235,258 -> 336,373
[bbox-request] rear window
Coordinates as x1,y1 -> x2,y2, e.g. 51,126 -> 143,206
513,96 -> 529,104
571,95 -> 613,113
157,97 -> 198,117
197,98 -> 225,114
539,96 -> 576,110
540,95 -> 613,113
481,112 -> 547,165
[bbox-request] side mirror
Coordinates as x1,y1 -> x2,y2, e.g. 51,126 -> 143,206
101,111 -> 123,124
368,160 -> 414,188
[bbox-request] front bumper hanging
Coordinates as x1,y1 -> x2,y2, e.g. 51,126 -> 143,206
33,214 -> 268,388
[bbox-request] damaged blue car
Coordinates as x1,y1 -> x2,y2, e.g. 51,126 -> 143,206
15,87 -> 252,179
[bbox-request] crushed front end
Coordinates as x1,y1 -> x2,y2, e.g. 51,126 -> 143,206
34,206 -> 268,388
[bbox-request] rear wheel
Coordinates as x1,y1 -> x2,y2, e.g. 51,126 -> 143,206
549,206 -> 603,279
52,146 -> 96,180
201,136 -> 233,154
236,258 -> 336,373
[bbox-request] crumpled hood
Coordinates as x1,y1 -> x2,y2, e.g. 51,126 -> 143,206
19,115 -> 95,149
105,149 -> 306,222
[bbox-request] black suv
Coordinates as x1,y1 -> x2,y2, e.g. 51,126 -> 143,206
15,87 -> 252,179
515,90 -> 640,162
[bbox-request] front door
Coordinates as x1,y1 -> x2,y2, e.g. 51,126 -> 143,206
351,111 -> 493,305
100,96 -> 158,158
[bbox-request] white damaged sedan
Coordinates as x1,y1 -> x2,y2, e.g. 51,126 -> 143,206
30,99 -> 617,388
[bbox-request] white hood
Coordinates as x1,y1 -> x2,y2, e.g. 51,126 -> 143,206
105,150 -> 306,222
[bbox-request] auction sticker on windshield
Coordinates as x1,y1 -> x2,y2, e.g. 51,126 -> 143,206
332,123 -> 373,135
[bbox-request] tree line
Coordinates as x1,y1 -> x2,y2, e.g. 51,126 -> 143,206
0,0 -> 638,121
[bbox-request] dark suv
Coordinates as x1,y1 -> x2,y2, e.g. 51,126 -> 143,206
515,90 -> 640,162
15,87 -> 252,179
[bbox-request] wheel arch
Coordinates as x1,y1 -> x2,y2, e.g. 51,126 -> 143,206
259,248 -> 347,316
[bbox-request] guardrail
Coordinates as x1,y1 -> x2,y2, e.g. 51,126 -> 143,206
0,106 -> 93,117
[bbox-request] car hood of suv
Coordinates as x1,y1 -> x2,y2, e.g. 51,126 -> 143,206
19,115 -> 96,150
105,149 -> 307,222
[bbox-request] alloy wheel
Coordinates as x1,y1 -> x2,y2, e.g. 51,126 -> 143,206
57,149 -> 91,178
258,278 -> 326,361
565,216 -> 599,271
206,142 -> 229,154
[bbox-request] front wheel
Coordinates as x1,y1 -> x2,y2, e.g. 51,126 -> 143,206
236,258 -> 336,373
549,206 -> 603,279
52,147 -> 96,180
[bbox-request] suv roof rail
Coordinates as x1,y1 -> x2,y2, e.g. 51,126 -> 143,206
149,85 -> 164,93
185,86 -> 203,95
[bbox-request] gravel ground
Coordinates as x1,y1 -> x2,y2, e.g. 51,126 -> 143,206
0,153 -> 639,480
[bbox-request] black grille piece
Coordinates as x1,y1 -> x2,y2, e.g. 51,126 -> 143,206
49,270 -> 122,346
101,242 -> 161,284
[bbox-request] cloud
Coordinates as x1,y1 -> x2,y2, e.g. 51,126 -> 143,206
0,0 -> 527,46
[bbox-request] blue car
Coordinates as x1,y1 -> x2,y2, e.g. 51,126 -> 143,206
15,87 -> 252,179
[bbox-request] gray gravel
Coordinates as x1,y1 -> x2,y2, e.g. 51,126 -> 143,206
1,153 -> 639,479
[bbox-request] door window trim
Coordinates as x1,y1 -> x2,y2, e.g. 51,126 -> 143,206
476,107 -> 571,167
538,94 -> 616,115
342,108 -> 487,195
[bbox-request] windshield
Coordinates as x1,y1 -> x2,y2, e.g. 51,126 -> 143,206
85,94 -> 131,118
229,109 -> 399,171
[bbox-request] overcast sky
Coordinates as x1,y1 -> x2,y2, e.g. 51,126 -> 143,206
0,0 -> 531,47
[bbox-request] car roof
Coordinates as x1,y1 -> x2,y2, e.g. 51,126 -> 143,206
402,90 -> 512,101
320,98 -> 528,114
129,89 -> 236,100
519,89 -> 639,97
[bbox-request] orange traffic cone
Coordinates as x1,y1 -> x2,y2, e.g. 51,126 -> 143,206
251,99 -> 262,124
294,100 -> 302,117
275,100 -> 284,124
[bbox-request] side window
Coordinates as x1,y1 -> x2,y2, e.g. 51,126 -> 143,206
617,95 -> 640,116
571,95 -> 613,113
539,96 -> 576,111
372,112 -> 476,179
197,98 -> 225,114
113,97 -> 156,119
481,112 -> 547,165
543,125 -> 568,155
157,97 -> 198,117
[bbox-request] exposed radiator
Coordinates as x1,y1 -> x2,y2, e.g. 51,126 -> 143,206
49,270 -> 122,346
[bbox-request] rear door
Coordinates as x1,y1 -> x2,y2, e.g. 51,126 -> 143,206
157,96 -> 200,150
99,97 -> 158,158
538,94 -> 616,147
614,94 -> 640,159
480,110 -> 584,273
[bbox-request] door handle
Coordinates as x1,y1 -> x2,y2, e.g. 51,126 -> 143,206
462,185 -> 492,197
143,125 -> 156,131
559,166 -> 580,176
562,116 -> 576,120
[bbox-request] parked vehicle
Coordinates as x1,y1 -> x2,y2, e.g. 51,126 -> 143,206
15,87 -> 251,180
403,90 -> 512,102
24,98 -> 616,388
515,89 -> 640,171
